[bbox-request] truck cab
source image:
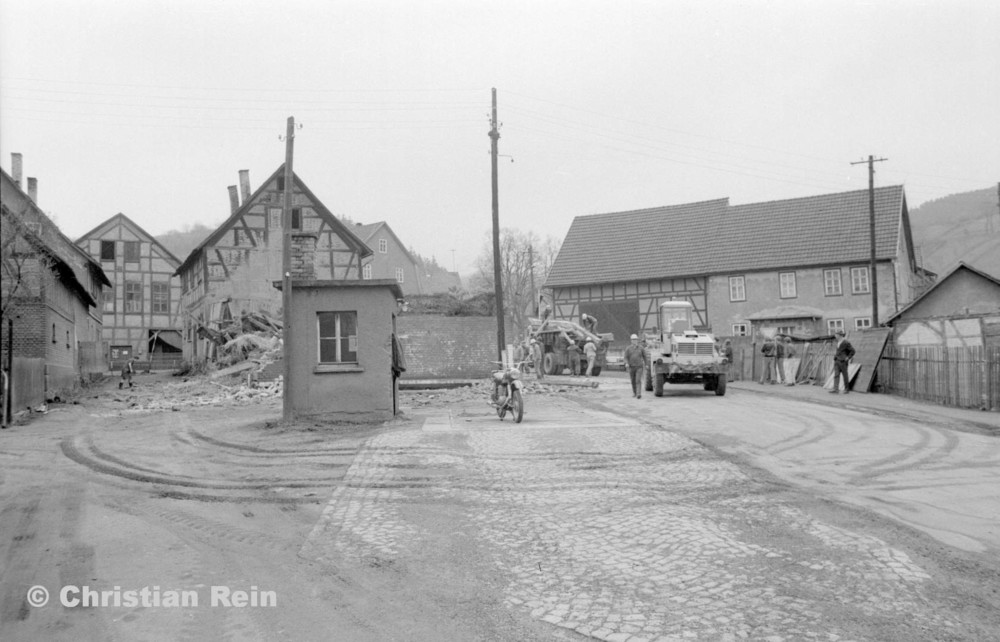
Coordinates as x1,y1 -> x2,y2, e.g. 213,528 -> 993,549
646,301 -> 726,396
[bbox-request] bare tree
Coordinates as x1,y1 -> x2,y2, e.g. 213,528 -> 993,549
472,228 -> 562,339
1,206 -> 51,330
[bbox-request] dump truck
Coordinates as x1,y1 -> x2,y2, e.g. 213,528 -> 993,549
529,318 -> 613,376
644,300 -> 727,396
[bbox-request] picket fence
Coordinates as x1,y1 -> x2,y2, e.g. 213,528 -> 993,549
877,343 -> 1000,411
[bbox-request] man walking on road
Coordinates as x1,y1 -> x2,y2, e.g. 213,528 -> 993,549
830,329 -> 855,394
624,334 -> 647,399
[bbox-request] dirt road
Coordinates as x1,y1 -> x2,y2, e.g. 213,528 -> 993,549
1,373 -> 998,641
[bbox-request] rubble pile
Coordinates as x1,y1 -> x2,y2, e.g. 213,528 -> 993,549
214,311 -> 283,370
118,376 -> 283,412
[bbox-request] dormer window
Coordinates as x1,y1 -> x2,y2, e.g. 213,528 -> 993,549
379,238 -> 388,253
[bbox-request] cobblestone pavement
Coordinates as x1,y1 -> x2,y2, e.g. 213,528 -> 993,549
301,394 -> 993,641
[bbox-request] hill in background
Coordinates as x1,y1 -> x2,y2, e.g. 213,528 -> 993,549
908,186 -> 1000,278
156,223 -> 216,263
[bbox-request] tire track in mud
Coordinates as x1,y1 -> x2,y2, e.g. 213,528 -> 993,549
849,422 -> 962,485
61,434 -> 345,503
98,497 -> 275,642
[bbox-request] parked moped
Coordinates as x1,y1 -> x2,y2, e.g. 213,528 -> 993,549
489,361 -> 526,423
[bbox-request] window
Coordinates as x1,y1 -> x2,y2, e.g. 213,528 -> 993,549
779,272 -> 797,298
395,267 -> 404,283
732,323 -> 748,336
379,238 -> 388,254
291,208 -> 301,230
100,240 -> 115,261
362,264 -> 372,280
824,269 -> 842,296
124,241 -> 140,262
827,318 -> 845,334
851,267 -> 870,294
317,312 -> 358,364
854,317 -> 872,330
729,276 -> 746,302
268,207 -> 282,229
66,330 -> 70,349
125,281 -> 142,313
103,286 -> 115,313
276,176 -> 285,191
778,272 -> 797,299
52,323 -> 57,343
152,282 -> 170,314
777,325 -> 795,335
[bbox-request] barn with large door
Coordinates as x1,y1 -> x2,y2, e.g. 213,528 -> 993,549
544,199 -> 728,346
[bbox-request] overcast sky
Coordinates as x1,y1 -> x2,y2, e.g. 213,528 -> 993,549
2,0 -> 998,275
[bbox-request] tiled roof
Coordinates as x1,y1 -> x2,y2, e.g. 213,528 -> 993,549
545,199 -> 730,287
545,186 -> 906,287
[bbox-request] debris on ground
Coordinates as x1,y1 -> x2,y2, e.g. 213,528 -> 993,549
401,378 -> 593,407
112,375 -> 284,413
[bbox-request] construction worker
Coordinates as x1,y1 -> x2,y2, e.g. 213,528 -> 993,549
624,334 -> 647,398
580,313 -> 598,334
584,338 -> 598,377
119,357 -> 135,390
530,338 -> 544,380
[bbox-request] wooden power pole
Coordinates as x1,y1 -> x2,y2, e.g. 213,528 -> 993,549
852,155 -> 887,327
282,116 -> 296,421
489,88 -> 505,361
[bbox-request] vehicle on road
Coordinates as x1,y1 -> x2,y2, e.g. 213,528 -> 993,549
529,318 -> 613,376
645,300 -> 727,396
490,360 -> 526,422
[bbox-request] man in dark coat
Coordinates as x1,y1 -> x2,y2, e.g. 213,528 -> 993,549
623,334 -> 647,399
830,329 -> 855,394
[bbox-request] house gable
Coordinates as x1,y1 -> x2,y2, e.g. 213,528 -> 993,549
175,165 -> 372,279
888,263 -> 1000,323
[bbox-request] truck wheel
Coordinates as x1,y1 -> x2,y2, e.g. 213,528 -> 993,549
543,352 -> 559,375
654,373 -> 665,397
715,374 -> 727,396
703,379 -> 715,391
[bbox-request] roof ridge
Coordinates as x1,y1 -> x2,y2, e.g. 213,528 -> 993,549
730,184 -> 904,209
581,197 -> 730,219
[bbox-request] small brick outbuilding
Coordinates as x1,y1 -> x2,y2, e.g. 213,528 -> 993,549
277,278 -> 403,421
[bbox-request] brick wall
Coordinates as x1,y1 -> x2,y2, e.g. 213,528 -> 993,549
1,300 -> 47,363
396,315 -> 513,379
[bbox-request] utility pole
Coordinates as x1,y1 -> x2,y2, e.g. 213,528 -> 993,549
282,116 -> 296,421
528,243 -> 537,317
852,155 -> 887,327
489,88 -> 505,361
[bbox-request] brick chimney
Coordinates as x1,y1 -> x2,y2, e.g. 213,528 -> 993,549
290,233 -> 318,279
11,153 -> 23,187
228,185 -> 240,214
239,169 -> 251,204
27,177 -> 38,203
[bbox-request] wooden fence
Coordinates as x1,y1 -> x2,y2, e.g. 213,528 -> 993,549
877,344 -> 1000,411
